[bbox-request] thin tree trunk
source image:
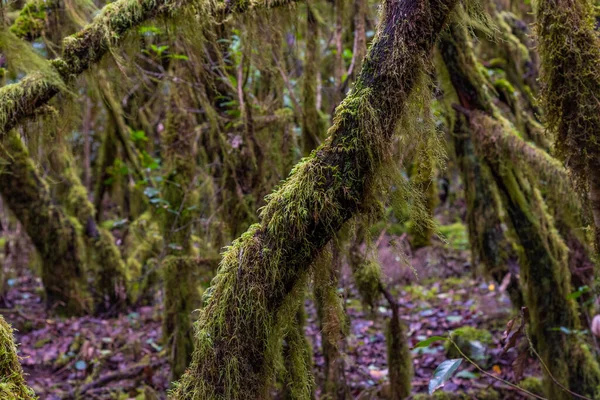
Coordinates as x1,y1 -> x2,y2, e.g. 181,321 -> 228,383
302,3 -> 322,155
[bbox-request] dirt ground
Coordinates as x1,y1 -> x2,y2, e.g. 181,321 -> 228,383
1,223 -> 544,400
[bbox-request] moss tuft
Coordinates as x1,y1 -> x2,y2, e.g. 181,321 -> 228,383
518,376 -> 544,396
445,326 -> 493,360
0,315 -> 36,399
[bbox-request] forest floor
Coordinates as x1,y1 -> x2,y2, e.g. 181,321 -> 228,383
2,223 -> 540,399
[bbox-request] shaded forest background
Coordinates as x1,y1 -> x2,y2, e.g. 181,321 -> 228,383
1,0 -> 600,398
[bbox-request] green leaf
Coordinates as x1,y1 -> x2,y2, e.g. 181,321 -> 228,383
413,336 -> 447,349
567,286 -> 589,300
168,54 -> 189,61
429,359 -> 462,394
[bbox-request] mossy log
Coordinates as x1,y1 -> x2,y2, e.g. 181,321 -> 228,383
0,131 -> 91,316
0,315 -> 36,399
169,0 -> 458,397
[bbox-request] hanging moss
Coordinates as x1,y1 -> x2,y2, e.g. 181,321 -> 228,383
0,0 -> 302,136
169,0 -> 458,397
536,0 -> 600,253
313,245 -> 349,399
0,316 -> 36,399
0,131 -> 91,316
408,158 -> 438,249
159,84 -> 202,381
281,303 -> 314,400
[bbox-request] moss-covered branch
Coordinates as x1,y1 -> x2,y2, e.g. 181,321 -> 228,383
0,0 -> 301,136
169,0 -> 457,397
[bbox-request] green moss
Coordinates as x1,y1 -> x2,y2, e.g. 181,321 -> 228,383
0,316 -> 36,399
487,58 -> 507,69
493,78 -> 515,95
125,211 -> 161,304
445,326 -> 493,362
352,259 -> 382,310
403,285 -> 439,302
537,0 -> 600,190
518,377 -> 544,396
439,222 -> 469,251
169,0 -> 458,396
10,0 -> 47,40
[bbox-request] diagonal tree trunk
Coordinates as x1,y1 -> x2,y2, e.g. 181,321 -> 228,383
169,0 -> 458,397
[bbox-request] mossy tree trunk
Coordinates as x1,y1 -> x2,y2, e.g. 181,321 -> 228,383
536,0 -> 600,255
160,87 -> 201,382
301,3 -> 323,155
314,245 -> 350,399
49,137 -> 128,315
170,0 -> 458,396
0,131 -> 91,316
438,22 -> 523,308
440,19 -> 600,398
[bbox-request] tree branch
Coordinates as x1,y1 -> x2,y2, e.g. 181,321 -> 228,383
0,0 -> 300,136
